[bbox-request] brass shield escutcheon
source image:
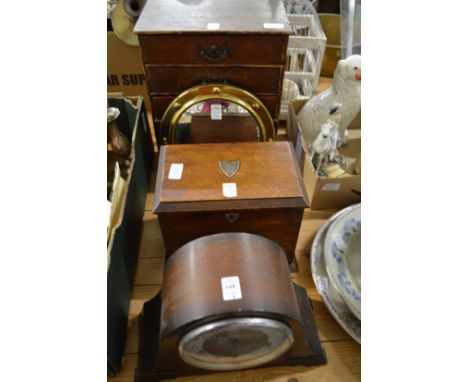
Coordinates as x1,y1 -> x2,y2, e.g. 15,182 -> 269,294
218,160 -> 240,178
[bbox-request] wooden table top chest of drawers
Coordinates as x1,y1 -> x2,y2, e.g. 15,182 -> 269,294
153,141 -> 309,267
134,0 -> 292,143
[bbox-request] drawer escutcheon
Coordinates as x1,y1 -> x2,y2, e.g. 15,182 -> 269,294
225,212 -> 240,223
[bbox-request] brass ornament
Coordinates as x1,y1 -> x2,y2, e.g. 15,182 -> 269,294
123,0 -> 147,18
111,0 -> 139,46
218,160 -> 241,177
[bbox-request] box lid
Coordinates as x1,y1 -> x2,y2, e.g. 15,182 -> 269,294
154,142 -> 309,213
134,0 -> 292,34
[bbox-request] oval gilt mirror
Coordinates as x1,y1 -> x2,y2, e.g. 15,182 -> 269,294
159,84 -> 275,144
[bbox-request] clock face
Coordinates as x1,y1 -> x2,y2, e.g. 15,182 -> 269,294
178,318 -> 294,371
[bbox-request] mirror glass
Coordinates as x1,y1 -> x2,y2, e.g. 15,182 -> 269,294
173,99 -> 262,144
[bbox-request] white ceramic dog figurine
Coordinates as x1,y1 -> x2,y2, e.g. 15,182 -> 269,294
310,106 -> 342,173
298,55 -> 361,151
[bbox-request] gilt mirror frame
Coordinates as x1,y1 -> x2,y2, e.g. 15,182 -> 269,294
159,83 -> 275,144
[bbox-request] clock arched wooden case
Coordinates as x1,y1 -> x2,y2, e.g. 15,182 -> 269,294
135,233 -> 326,382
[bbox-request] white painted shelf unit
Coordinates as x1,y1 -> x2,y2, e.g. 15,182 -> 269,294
280,1 -> 326,120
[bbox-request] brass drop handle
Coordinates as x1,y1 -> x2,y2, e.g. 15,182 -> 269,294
225,212 -> 239,223
198,45 -> 229,61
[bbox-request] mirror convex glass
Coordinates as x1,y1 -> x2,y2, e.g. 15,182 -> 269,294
174,99 -> 261,144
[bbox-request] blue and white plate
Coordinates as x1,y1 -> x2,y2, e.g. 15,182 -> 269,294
324,204 -> 361,320
310,206 -> 361,343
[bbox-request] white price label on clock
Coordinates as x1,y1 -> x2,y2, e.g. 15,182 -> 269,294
221,276 -> 242,301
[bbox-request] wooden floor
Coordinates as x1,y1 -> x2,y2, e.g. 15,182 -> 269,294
110,170 -> 361,382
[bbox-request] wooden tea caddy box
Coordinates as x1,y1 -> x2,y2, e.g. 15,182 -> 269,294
134,0 -> 292,143
153,141 -> 309,269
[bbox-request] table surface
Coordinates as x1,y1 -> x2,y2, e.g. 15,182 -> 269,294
109,75 -> 360,381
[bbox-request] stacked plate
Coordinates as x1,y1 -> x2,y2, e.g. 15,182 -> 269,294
310,204 -> 361,343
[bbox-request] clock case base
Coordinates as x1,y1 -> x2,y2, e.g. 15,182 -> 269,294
135,284 -> 327,382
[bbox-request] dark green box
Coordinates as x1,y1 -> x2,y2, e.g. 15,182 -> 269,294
107,96 -> 154,376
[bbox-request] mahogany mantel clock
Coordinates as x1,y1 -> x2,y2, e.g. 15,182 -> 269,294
135,233 -> 326,381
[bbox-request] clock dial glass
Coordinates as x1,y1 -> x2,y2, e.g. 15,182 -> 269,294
178,317 -> 294,371
203,328 -> 268,356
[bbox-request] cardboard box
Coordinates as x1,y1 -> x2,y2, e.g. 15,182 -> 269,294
107,96 -> 154,376
107,32 -> 150,111
288,99 -> 361,210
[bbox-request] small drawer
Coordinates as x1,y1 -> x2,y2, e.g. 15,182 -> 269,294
151,95 -> 280,121
140,34 -> 289,66
146,65 -> 282,95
